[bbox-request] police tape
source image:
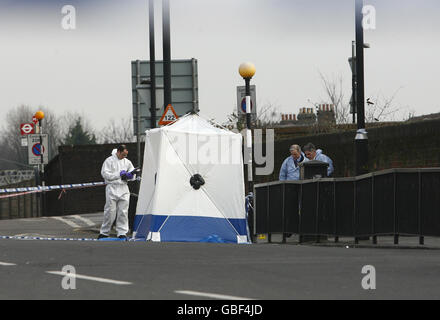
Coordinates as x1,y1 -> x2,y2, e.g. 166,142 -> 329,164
0,235 -> 99,241
0,182 -> 106,199
0,182 -> 106,194
0,190 -> 42,199
0,235 -> 139,242
0,177 -> 142,199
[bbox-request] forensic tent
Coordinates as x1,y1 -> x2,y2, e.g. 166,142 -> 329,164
132,114 -> 250,243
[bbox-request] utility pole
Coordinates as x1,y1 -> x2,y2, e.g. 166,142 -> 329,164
162,0 -> 172,108
149,0 -> 157,128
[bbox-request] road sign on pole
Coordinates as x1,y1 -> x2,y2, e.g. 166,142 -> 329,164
158,104 -> 179,125
20,123 -> 35,135
21,137 -> 28,147
236,85 -> 257,117
131,59 -> 198,133
27,134 -> 48,165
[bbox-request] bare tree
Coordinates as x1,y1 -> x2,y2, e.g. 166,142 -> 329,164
318,72 -> 405,125
318,71 -> 351,124
98,117 -> 135,144
254,102 -> 281,128
365,88 -> 402,123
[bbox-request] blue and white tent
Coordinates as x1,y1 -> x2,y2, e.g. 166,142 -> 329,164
132,114 -> 250,243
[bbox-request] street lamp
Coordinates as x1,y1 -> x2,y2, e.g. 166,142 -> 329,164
34,110 -> 44,120
34,109 -> 45,216
34,110 -> 45,156
238,62 -> 256,192
354,0 -> 369,178
34,110 -> 45,153
35,110 -> 44,129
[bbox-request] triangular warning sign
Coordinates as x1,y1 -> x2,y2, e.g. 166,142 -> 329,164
158,104 -> 179,125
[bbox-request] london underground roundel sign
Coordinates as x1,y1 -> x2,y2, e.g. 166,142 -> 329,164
20,123 -> 35,135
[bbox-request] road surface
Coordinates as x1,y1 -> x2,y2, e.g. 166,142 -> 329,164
0,214 -> 440,300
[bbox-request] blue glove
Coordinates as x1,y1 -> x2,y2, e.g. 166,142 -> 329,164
125,171 -> 134,180
120,170 -> 127,178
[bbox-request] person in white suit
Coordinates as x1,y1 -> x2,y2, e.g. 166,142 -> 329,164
98,145 -> 135,240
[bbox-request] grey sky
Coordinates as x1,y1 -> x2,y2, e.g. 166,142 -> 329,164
0,0 -> 439,130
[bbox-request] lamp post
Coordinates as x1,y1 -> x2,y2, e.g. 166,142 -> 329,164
354,0 -> 369,176
349,41 -> 370,124
34,110 -> 45,167
238,62 -> 256,193
34,110 -> 45,217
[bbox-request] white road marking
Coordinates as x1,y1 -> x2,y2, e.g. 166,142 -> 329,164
46,271 -> 132,285
0,261 -> 16,266
51,216 -> 81,228
71,215 -> 96,227
174,290 -> 254,300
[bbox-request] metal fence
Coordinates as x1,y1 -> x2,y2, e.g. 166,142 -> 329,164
0,180 -> 41,220
254,168 -> 440,244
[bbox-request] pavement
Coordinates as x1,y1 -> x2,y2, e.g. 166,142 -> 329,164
1,213 -> 440,300
257,233 -> 440,250
0,213 -> 103,239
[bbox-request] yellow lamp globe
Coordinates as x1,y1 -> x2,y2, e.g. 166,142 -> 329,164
239,62 -> 256,79
35,110 -> 45,120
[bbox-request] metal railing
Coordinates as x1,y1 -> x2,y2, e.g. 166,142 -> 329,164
254,168 -> 440,245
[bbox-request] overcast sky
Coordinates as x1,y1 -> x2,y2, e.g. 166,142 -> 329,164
0,0 -> 439,131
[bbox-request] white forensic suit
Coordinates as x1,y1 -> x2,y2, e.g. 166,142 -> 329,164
100,149 -> 135,237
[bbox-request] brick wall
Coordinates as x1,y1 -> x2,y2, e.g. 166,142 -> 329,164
258,118 -> 440,183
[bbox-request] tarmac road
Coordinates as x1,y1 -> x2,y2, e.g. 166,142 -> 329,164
1,214 -> 440,300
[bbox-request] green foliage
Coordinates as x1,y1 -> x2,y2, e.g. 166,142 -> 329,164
63,117 -> 96,145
